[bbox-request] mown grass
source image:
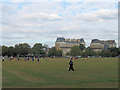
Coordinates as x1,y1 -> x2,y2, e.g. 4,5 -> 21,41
2,57 -> 118,88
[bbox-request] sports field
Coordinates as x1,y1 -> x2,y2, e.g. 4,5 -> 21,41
2,57 -> 118,88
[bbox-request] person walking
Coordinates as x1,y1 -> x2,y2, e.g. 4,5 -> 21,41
2,57 -> 4,61
69,58 -> 74,71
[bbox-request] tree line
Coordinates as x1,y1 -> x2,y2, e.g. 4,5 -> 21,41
1,43 -> 62,57
68,44 -> 120,57
1,43 -> 120,57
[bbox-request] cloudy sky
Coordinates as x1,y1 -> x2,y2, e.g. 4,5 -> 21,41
1,0 -> 119,47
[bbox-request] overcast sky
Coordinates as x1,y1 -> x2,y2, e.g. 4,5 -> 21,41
1,0 -> 119,47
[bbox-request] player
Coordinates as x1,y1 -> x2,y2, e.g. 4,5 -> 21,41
32,58 -> 34,61
10,56 -> 12,61
27,57 -> 29,61
69,58 -> 74,71
37,58 -> 39,61
2,57 -> 4,61
24,57 -> 26,61
75,57 -> 78,60
17,57 -> 19,61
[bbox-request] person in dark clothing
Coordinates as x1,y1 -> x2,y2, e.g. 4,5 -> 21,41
69,58 -> 74,71
9,56 -> 12,61
17,57 -> 19,61
37,58 -> 39,61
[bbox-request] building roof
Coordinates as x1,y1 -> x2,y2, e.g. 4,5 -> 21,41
91,39 -> 101,43
56,37 -> 85,43
105,40 -> 116,44
56,37 -> 65,42
66,41 -> 80,43
91,39 -> 116,44
80,38 -> 85,43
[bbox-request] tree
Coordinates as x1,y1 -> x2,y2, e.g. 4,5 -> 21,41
99,48 -> 119,57
2,45 -> 8,56
79,44 -> 85,51
99,50 -> 112,57
2,45 -> 17,57
108,48 -> 118,57
82,48 -> 96,57
48,47 -> 63,57
56,49 -> 63,57
32,43 -> 46,57
70,46 -> 81,56
15,43 -> 31,56
7,46 -> 17,57
48,47 -> 57,57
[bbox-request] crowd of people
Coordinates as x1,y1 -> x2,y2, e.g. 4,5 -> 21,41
2,56 -> 48,62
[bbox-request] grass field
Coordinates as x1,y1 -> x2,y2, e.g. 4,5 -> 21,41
2,57 -> 118,88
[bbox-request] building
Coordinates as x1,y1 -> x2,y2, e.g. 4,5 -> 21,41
90,39 -> 116,52
55,37 -> 85,56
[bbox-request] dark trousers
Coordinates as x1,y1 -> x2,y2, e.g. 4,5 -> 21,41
69,65 -> 74,71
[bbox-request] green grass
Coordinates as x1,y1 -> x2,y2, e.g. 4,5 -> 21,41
2,57 -> 118,88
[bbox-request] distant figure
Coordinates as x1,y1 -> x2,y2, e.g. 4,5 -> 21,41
69,58 -> 74,71
10,58 -> 11,61
2,57 -> 4,61
45,56 -> 47,60
37,58 -> 39,61
32,58 -> 34,61
11,56 -> 13,60
24,57 -> 26,61
17,57 -> 19,61
87,56 -> 88,60
27,57 -> 29,61
75,57 -> 78,60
